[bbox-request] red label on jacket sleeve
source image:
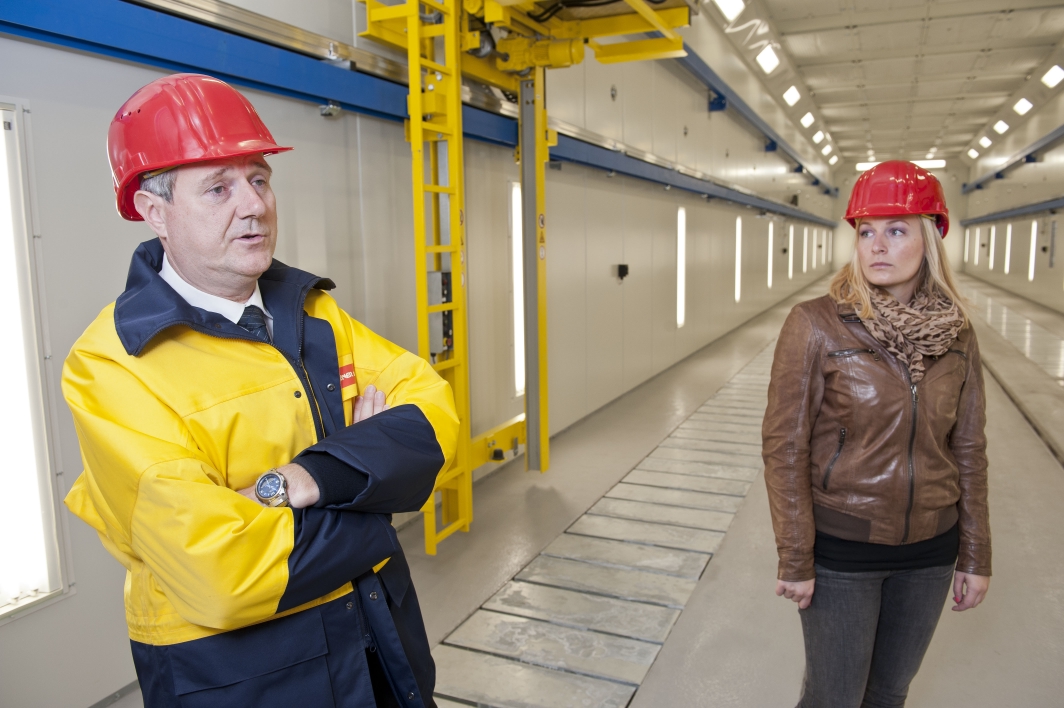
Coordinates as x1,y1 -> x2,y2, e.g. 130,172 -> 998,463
339,363 -> 356,389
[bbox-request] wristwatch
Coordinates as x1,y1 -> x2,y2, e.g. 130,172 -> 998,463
254,469 -> 290,507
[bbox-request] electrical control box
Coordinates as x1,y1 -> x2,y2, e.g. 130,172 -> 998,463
427,270 -> 453,359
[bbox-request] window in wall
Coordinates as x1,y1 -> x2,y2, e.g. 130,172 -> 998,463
1004,223 -> 1013,275
767,221 -> 773,289
0,106 -> 62,617
1029,221 -> 1038,282
734,216 -> 742,303
677,207 -> 686,327
822,230 -> 828,265
810,229 -> 817,270
964,228 -> 970,263
510,182 -> 524,397
974,227 -> 981,266
989,225 -> 996,270
788,225 -> 794,280
828,230 -> 833,263
803,227 -> 809,273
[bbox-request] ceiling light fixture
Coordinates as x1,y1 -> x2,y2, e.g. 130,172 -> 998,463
925,152 -> 935,160
979,136 -> 992,148
829,155 -> 839,166
913,159 -> 946,169
1013,98 -> 1034,115
968,148 -> 980,159
812,131 -> 824,144
855,162 -> 880,171
783,86 -> 800,106
821,145 -> 832,155
993,120 -> 1010,134
1042,65 -> 1064,89
712,0 -> 745,22
756,46 -> 780,74
800,112 -> 815,128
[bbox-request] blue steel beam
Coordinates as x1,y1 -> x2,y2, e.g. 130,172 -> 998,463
0,0 -> 831,226
962,122 -> 1064,195
674,44 -> 837,197
960,196 -> 1064,227
552,135 -> 838,228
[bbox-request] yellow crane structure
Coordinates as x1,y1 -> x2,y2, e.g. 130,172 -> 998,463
359,0 -> 692,554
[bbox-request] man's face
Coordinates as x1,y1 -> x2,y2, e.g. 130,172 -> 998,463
138,154 -> 277,296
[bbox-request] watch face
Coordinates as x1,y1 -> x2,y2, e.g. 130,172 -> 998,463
257,473 -> 281,499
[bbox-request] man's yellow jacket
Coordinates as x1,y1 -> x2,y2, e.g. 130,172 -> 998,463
62,239 -> 458,706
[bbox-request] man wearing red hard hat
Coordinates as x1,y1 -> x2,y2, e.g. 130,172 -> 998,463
62,74 -> 458,707
764,161 -> 990,707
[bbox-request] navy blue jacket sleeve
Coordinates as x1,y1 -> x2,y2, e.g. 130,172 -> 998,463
277,509 -> 398,612
297,404 -> 443,514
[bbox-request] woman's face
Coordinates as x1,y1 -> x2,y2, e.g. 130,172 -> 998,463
855,215 -> 926,302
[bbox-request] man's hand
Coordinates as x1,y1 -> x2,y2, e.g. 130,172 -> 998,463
776,578 -> 815,609
353,384 -> 388,423
239,385 -> 391,508
238,463 -> 320,508
952,572 -> 989,611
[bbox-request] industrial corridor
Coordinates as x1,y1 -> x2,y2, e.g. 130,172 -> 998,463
5,1 -> 1064,707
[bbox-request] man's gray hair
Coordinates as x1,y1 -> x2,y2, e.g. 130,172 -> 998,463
139,169 -> 178,203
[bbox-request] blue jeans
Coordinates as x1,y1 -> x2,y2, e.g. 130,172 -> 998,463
796,563 -> 955,708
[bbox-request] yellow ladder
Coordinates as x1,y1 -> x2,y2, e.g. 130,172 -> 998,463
400,0 -> 472,555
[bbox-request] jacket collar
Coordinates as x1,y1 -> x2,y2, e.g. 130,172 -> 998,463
114,239 -> 335,357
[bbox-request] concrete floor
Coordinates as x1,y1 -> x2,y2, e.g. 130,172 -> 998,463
96,275 -> 1064,707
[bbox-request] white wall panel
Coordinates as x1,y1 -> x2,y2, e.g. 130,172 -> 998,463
623,59 -> 655,154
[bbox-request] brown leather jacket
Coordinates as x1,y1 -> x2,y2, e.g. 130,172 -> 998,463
762,295 -> 991,582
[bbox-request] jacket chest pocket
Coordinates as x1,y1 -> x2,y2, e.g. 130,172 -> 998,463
921,349 -> 968,425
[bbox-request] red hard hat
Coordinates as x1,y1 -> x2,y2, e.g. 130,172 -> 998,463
107,74 -> 292,221
844,160 -> 949,237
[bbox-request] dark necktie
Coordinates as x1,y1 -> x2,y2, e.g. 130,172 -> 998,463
238,305 -> 271,343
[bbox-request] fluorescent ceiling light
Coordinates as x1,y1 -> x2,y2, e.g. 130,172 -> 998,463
993,120 -> 1010,134
800,112 -> 815,128
1013,98 -> 1033,115
1042,65 -> 1064,89
856,162 -> 880,171
968,148 -> 980,159
821,145 -> 832,155
756,46 -> 780,74
979,136 -> 992,148
783,86 -> 801,106
829,155 -> 839,166
812,131 -> 824,144
913,159 -> 946,169
712,0 -> 745,21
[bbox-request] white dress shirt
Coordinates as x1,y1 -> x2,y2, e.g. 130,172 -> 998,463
159,254 -> 274,339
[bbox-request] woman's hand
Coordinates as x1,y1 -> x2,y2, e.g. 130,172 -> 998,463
776,578 -> 815,609
952,572 -> 989,611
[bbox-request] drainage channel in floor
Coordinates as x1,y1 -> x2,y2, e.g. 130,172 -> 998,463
431,343 -> 776,708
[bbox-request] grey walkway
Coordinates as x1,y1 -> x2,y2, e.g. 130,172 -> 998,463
632,278 -> 1064,708
431,348 -> 775,706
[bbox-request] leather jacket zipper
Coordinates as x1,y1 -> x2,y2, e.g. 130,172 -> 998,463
902,372 -> 918,543
822,427 -> 847,490
827,348 -> 880,360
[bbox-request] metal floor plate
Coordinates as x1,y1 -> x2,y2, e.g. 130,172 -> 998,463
566,514 -> 726,554
515,555 -> 698,608
445,610 -> 661,685
541,532 -> 711,579
605,482 -> 745,513
434,343 -> 776,706
623,468 -> 750,496
483,581 -> 681,642
433,645 -> 636,708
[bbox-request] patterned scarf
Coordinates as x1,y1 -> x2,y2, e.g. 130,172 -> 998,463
860,283 -> 965,383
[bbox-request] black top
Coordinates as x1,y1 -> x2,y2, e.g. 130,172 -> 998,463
814,523 -> 959,573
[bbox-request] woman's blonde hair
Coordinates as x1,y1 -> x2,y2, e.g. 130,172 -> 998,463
829,216 -> 969,324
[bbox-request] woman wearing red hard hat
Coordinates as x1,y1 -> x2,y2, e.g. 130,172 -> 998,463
762,161 -> 991,707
